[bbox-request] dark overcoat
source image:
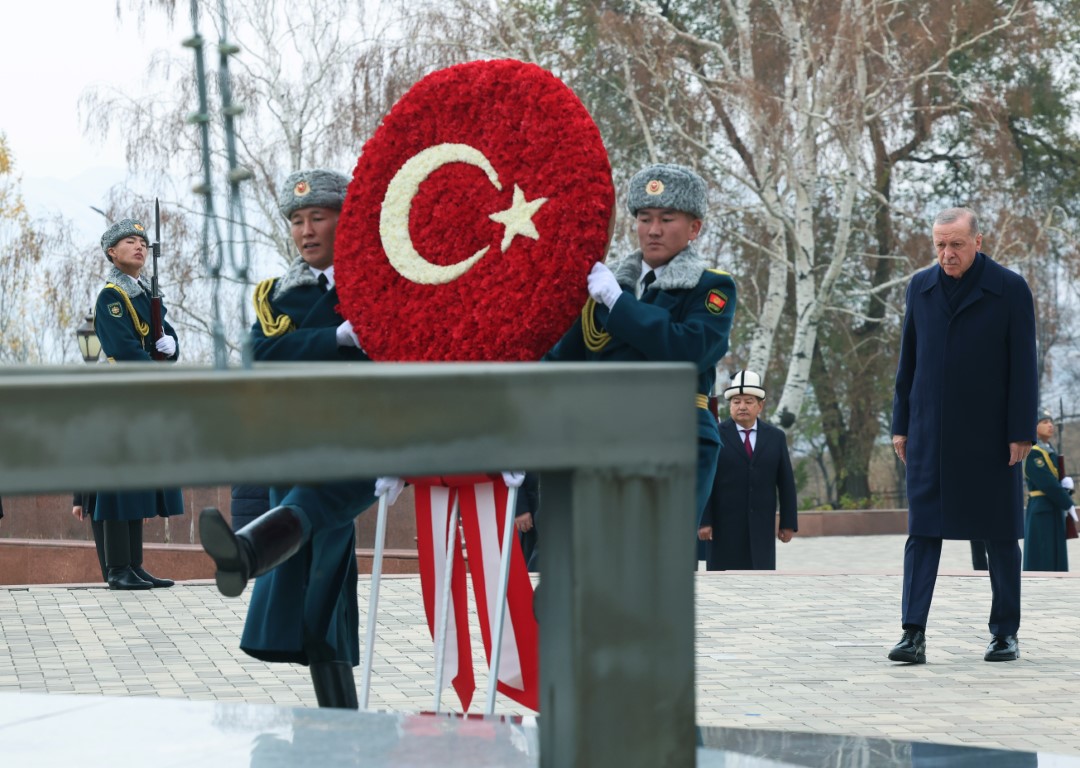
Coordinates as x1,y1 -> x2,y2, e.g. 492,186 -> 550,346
701,419 -> 798,570
94,280 -> 179,363
243,262 -> 374,665
251,277 -> 367,362
242,480 -> 376,666
515,472 -> 541,572
1022,443 -> 1071,571
891,254 -> 1037,540
545,245 -> 737,519
93,277 -> 184,521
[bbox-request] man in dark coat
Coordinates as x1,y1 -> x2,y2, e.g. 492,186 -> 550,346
513,472 -> 541,572
698,369 -> 797,570
889,207 -> 1037,664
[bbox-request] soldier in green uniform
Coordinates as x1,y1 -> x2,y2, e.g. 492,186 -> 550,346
93,218 -> 183,589
1023,409 -> 1074,572
200,169 -> 379,709
546,163 -> 737,543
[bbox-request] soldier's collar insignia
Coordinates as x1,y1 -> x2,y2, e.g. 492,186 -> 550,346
645,179 -> 664,196
706,289 -> 728,315
108,302 -> 123,318
294,180 -> 311,196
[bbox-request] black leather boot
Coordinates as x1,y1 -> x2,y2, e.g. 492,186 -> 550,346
199,505 -> 306,597
310,661 -> 359,709
91,519 -> 107,582
107,566 -> 153,590
130,520 -> 174,587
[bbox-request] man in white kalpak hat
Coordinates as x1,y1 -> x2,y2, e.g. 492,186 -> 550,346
699,370 -> 798,570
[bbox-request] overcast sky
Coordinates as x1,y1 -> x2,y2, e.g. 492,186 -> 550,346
1,1 -> 177,236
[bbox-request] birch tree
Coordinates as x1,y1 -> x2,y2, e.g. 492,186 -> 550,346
393,0 -> 1080,504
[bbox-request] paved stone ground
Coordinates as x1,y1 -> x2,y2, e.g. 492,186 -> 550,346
2,535 -> 1079,757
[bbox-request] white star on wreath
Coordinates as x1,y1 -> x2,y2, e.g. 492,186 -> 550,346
489,185 -> 548,252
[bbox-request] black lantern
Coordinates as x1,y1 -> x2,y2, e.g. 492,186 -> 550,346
76,311 -> 101,363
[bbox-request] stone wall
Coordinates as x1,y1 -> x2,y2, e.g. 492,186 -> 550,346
0,489 -> 908,586
0,486 -> 419,586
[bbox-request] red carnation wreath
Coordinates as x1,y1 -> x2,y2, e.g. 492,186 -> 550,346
334,59 -> 615,361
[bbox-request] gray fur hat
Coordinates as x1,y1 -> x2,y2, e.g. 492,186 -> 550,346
278,169 -> 350,220
101,219 -> 150,260
626,163 -> 707,220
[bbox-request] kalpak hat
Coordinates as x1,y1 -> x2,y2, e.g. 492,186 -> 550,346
725,369 -> 765,400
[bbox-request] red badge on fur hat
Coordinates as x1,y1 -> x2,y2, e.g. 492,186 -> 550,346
334,59 -> 615,361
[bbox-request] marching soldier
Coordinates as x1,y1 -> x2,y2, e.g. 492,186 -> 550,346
225,168 -> 369,535
92,218 -> 183,589
546,163 -> 737,542
1023,409 -> 1075,572
201,169 -> 379,709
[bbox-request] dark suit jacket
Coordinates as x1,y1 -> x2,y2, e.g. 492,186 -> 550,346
701,418 -> 797,570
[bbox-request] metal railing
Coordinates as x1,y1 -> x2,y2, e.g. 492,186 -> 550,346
0,361 -> 699,768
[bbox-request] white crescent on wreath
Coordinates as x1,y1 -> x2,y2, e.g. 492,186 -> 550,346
380,143 -> 549,285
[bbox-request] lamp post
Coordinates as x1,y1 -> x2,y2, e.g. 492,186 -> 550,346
76,310 -> 101,363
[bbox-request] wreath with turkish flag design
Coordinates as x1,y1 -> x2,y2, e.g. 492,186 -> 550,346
334,59 -> 615,361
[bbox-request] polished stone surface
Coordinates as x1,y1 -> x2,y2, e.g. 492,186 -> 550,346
696,725 -> 1066,767
0,693 -> 539,767
0,692 -> 1072,767
4,536 -> 1080,763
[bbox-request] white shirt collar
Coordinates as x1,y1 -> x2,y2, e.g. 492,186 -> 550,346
308,264 -> 334,288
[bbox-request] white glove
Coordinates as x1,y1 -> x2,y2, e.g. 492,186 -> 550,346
154,335 -> 177,357
375,476 -> 404,506
501,471 -> 526,488
336,320 -> 362,350
1068,506 -> 1078,523
587,262 -> 623,309
1062,476 -> 1074,491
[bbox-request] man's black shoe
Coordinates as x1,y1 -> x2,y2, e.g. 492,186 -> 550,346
107,566 -> 153,590
887,629 -> 926,663
984,634 -> 1019,662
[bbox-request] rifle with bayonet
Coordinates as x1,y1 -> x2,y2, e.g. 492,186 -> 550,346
1060,397 -> 1078,539
149,198 -> 165,360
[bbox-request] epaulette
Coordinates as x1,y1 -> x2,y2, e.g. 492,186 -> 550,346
253,278 -> 295,337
